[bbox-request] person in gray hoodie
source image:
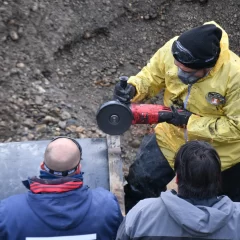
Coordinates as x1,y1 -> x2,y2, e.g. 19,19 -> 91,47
116,140 -> 240,240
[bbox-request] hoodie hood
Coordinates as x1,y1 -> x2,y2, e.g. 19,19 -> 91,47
161,191 -> 234,237
26,185 -> 91,230
203,21 -> 230,75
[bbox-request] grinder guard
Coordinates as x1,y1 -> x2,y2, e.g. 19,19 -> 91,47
96,100 -> 133,135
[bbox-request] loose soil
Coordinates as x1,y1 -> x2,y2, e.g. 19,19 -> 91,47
0,0 -> 240,176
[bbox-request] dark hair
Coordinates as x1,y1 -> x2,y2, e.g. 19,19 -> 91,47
174,141 -> 221,199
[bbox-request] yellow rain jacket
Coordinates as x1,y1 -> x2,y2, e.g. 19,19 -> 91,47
128,21 -> 240,171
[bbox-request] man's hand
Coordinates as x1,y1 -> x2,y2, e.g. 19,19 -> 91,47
166,105 -> 192,127
113,82 -> 136,104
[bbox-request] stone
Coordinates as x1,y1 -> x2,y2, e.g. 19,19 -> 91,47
58,121 -> 66,129
50,107 -> 61,117
21,137 -> 29,142
53,131 -> 61,136
91,127 -> 97,132
75,126 -> 85,133
35,96 -> 43,105
36,124 -> 47,133
22,118 -> 35,128
66,118 -> 79,127
16,62 -> 25,68
91,70 -> 98,76
42,116 -> 59,124
21,127 -> 29,136
43,78 -> 50,85
0,121 -> 7,127
66,125 -> 77,132
9,31 -> 19,40
60,110 -> 71,120
31,2 -> 38,11
83,31 -> 92,39
78,133 -> 86,138
130,139 -> 141,148
27,133 -> 35,140
4,137 -> 12,143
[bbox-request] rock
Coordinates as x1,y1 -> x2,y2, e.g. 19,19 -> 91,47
21,127 -> 29,136
21,136 -> 29,142
27,133 -> 35,140
66,125 -> 77,133
144,15 -> 150,20
60,110 -> 71,120
66,118 -> 79,127
75,126 -> 85,133
18,27 -> 24,34
0,121 -> 7,127
22,118 -> 35,128
37,85 -> 46,94
53,131 -> 61,136
78,133 -> 86,138
32,110 -> 39,117
36,124 -> 47,133
31,2 -> 38,11
35,96 -> 43,105
10,68 -> 21,75
9,31 -> 19,40
40,108 -> 49,114
50,107 -> 61,117
42,116 -> 59,124
4,137 -> 12,143
58,121 -> 66,129
91,70 -> 98,76
91,127 -> 97,132
34,68 -> 41,75
16,62 -> 25,68
129,139 -> 141,148
32,83 -> 46,93
43,78 -> 50,85
91,133 -> 99,138
83,31 -> 92,39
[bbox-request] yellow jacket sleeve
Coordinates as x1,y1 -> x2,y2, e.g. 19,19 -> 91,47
128,40 -> 175,102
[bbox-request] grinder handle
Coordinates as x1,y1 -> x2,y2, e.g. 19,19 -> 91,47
119,76 -> 128,89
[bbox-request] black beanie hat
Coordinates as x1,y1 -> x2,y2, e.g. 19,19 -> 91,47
172,24 -> 222,69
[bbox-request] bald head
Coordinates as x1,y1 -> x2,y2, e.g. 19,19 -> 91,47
44,138 -> 81,172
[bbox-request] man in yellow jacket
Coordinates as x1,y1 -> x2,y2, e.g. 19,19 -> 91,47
114,21 -> 240,210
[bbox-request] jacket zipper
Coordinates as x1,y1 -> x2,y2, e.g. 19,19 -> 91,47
183,84 -> 192,141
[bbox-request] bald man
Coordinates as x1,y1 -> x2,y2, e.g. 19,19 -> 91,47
44,138 -> 81,172
0,137 -> 123,240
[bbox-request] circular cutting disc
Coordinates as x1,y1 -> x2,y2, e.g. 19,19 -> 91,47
96,100 -> 133,135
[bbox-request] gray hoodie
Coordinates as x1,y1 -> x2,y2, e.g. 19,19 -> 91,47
116,190 -> 240,240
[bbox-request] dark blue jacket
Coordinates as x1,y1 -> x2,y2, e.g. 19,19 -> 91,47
0,186 -> 123,240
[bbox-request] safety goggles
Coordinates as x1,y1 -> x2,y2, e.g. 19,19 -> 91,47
172,40 -> 200,64
42,161 -> 80,177
172,40 -> 218,65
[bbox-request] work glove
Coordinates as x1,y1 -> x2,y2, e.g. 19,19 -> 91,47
113,82 -> 136,104
166,105 -> 192,127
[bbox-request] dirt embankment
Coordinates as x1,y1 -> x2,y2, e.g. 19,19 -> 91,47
0,0 -> 240,173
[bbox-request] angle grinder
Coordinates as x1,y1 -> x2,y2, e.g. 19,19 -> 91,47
96,77 -> 179,135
